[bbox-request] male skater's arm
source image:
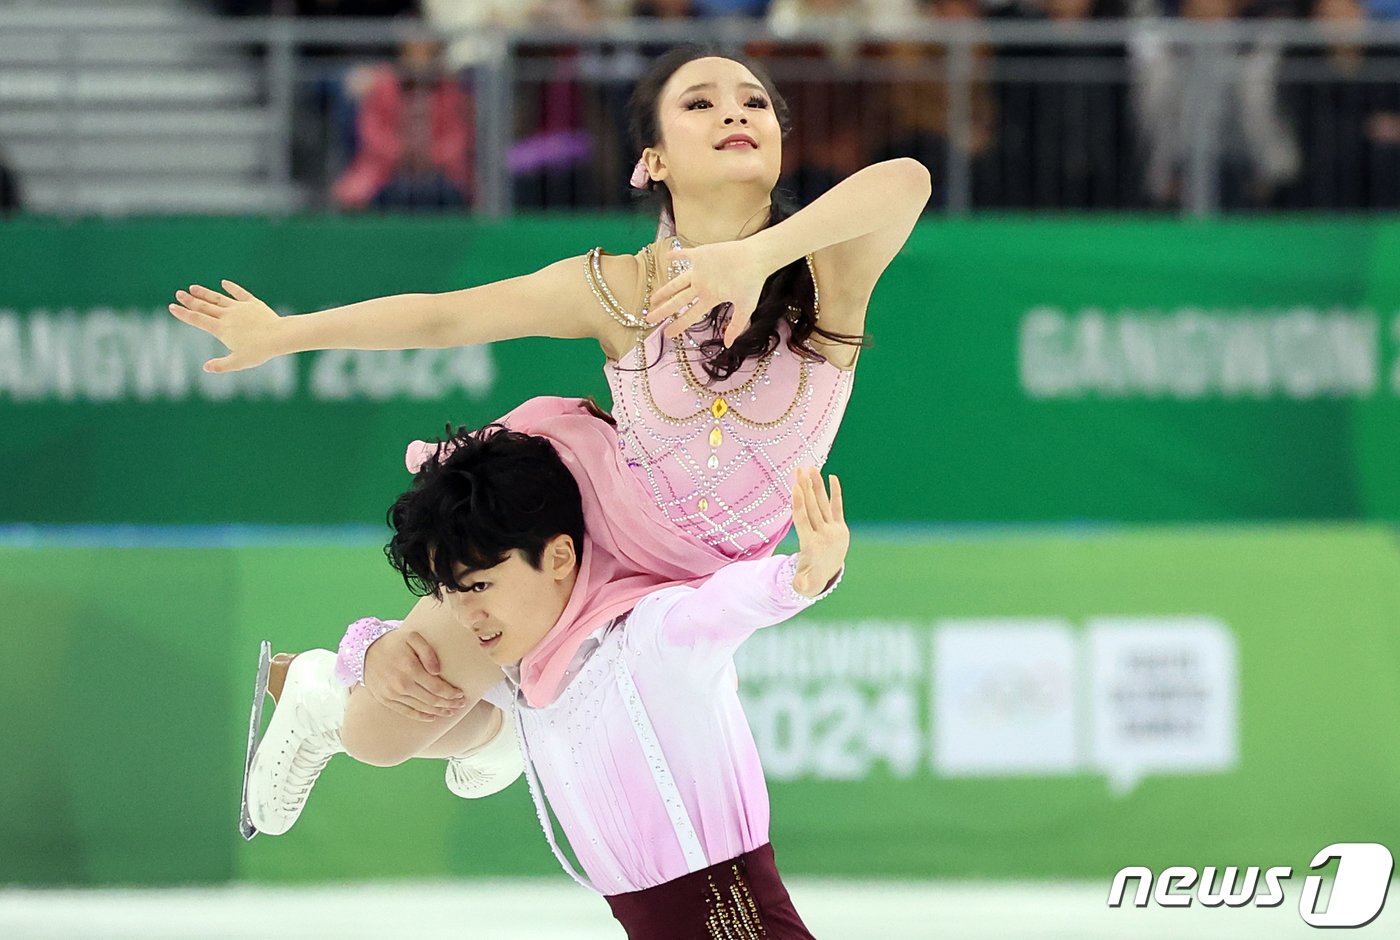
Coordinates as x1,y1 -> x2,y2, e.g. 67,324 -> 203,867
360,620 -> 468,721
647,468 -> 848,659
341,594 -> 505,765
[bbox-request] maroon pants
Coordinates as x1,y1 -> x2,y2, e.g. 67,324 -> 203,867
605,843 -> 817,940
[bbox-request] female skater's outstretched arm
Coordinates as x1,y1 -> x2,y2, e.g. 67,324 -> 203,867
168,253 -> 642,374
168,167 -> 926,375
169,146 -> 925,376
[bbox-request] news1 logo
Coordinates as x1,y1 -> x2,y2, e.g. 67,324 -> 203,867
1109,843 -> 1394,929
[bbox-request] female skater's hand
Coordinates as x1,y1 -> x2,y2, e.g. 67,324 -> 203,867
363,628 -> 468,722
167,280 -> 284,373
790,467 -> 848,598
646,240 -> 772,347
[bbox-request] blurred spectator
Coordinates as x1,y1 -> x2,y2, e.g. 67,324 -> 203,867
1043,0 -> 1126,15
695,0 -> 773,15
423,0 -> 584,70
769,0 -> 917,40
0,148 -> 21,215
1277,0 -> 1400,207
634,0 -> 698,18
1130,0 -> 1300,208
332,38 -> 474,210
980,0 -> 1054,16
875,0 -> 1000,209
421,1 -> 605,207
423,0 -> 602,69
507,2 -> 614,208
423,1 -> 522,71
215,0 -> 416,14
769,0 -> 917,47
587,2 -> 701,208
992,0 -> 1139,208
294,0 -> 417,13
759,1 -> 910,203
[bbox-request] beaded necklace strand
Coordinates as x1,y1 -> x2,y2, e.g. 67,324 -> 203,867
587,245 -> 822,511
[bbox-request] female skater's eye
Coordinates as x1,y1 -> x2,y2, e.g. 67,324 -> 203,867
467,582 -> 490,593
684,97 -> 712,110
746,95 -> 769,109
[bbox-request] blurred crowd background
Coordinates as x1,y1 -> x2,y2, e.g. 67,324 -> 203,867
5,2 -> 1400,928
5,0 -> 1400,218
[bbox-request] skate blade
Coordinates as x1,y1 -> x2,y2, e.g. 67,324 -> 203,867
238,640 -> 273,841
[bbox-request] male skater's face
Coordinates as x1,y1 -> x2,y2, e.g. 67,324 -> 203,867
443,535 -> 579,667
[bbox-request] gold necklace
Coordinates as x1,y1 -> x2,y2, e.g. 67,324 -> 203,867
675,339 -> 809,432
638,249 -> 820,430
637,313 -> 810,490
629,246 -> 821,513
637,241 -> 781,425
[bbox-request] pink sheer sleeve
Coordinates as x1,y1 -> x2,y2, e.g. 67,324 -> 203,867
645,555 -> 841,659
334,617 -> 403,688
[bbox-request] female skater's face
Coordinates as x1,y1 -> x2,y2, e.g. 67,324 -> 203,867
648,57 -> 782,196
443,537 -> 578,667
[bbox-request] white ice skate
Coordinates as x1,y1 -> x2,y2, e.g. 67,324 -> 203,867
239,648 -> 347,838
238,641 -> 273,841
445,709 -> 523,799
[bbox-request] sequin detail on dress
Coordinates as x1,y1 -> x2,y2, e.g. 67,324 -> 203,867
593,248 -> 855,560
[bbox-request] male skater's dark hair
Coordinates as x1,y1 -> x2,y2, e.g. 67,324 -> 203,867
385,425 -> 585,599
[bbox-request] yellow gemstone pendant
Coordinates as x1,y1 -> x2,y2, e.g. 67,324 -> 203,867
710,397 -> 729,420
698,498 -> 709,512
709,427 -> 723,448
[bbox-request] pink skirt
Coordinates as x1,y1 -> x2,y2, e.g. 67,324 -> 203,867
605,843 -> 817,940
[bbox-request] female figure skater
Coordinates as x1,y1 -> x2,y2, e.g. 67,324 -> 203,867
393,421 -> 848,939
169,46 -> 929,832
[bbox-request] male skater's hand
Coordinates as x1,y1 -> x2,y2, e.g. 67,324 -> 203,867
167,280 -> 283,374
363,628 -> 468,721
790,466 -> 848,598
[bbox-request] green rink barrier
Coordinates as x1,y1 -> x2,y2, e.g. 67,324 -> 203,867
3,217 -> 1400,524
2,524 -> 1396,886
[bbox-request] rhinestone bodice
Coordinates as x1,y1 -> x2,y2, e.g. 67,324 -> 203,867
601,273 -> 855,560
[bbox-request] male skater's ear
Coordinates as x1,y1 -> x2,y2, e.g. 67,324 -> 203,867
543,532 -> 580,580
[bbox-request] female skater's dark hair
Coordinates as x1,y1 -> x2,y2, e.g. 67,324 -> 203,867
385,425 -> 586,599
627,44 -> 866,382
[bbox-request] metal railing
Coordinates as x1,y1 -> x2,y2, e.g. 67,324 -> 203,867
3,11 -> 1400,217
